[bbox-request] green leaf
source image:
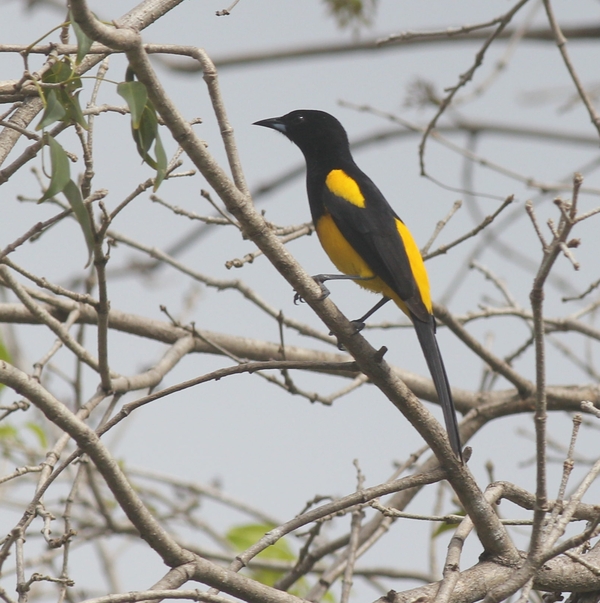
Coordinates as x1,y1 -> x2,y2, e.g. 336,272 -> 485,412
153,130 -> 167,190
38,135 -> 71,203
226,524 -> 295,561
118,72 -> 169,184
135,105 -> 159,161
70,11 -> 93,64
0,424 -> 19,441
44,59 -> 82,96
64,89 -> 88,129
63,179 -> 95,264
25,422 -> 48,449
224,523 -> 321,597
37,88 -> 67,130
322,592 -> 336,603
117,80 -> 148,129
0,336 -> 12,364
44,59 -> 77,87
226,523 -> 271,553
37,58 -> 87,130
226,524 -> 295,588
432,510 -> 465,537
324,0 -> 379,28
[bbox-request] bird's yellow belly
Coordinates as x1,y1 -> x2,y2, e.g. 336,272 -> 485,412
316,213 -> 372,278
315,213 -> 407,312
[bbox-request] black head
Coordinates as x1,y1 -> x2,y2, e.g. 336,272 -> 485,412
254,110 -> 352,164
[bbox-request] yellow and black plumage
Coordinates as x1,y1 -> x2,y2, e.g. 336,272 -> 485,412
254,110 -> 462,460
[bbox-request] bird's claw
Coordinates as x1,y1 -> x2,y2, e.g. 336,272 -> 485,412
312,276 -> 331,300
293,276 -> 331,305
350,319 -> 366,333
330,319 -> 366,351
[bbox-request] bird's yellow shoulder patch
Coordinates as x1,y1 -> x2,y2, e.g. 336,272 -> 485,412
325,169 -> 365,208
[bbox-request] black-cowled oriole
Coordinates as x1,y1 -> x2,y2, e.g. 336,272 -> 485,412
254,110 -> 462,460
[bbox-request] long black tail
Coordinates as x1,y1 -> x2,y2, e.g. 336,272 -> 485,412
411,314 -> 462,461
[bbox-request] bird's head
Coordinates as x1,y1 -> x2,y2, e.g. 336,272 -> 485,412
254,109 -> 351,164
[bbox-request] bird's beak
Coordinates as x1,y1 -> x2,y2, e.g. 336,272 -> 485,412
253,117 -> 287,133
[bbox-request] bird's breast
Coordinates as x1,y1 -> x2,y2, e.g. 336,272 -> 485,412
316,212 -> 373,278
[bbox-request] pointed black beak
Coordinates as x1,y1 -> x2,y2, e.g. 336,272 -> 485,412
253,117 -> 287,134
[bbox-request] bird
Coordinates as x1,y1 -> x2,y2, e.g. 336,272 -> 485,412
254,109 -> 462,460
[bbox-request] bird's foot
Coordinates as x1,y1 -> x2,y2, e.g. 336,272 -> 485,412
350,319 -> 366,333
293,275 -> 331,305
331,319 -> 366,351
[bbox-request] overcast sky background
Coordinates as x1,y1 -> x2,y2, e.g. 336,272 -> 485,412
2,0 -> 600,599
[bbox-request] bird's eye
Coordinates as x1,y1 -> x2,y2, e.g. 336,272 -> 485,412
293,115 -> 305,124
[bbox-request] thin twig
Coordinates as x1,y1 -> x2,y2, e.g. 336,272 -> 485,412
0,209 -> 72,261
418,0 -> 531,175
341,461 -> 366,603
425,195 -> 514,260
421,200 -> 462,256
542,0 -> 600,137
0,265 -> 105,374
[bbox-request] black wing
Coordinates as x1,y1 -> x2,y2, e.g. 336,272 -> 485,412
321,168 -> 431,323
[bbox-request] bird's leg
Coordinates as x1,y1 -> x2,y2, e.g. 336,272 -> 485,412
351,296 -> 391,332
293,274 -> 385,350
293,273 -> 375,304
333,296 -> 390,351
